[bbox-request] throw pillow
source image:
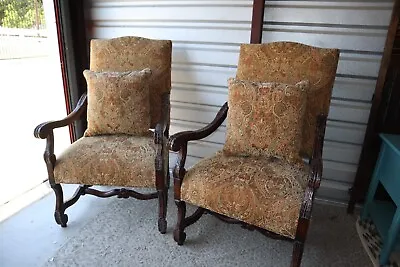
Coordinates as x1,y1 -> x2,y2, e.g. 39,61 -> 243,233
223,78 -> 309,164
83,69 -> 152,136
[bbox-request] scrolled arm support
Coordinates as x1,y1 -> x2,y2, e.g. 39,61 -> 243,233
169,102 -> 228,152
298,114 -> 327,222
170,102 -> 228,200
34,93 -> 87,139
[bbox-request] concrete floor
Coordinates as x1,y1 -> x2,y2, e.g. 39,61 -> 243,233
0,184 -> 369,267
0,185 -> 110,267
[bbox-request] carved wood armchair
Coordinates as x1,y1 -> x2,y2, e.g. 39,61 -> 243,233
34,36 -> 172,234
170,42 -> 339,266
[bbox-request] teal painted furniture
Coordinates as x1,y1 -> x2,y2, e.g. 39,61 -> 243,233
361,133 -> 400,266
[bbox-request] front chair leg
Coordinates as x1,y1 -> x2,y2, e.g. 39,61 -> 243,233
173,200 -> 187,245
51,183 -> 68,227
157,188 -> 167,234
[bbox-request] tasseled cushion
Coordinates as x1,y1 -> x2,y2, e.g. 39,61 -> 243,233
54,133 -> 156,188
181,151 -> 309,239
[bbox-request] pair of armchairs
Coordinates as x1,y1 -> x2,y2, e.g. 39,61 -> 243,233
34,36 -> 339,266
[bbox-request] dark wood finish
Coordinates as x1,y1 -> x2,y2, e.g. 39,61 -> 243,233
348,0 -> 400,213
64,185 -> 90,210
34,92 -> 170,234
154,93 -> 171,233
250,0 -> 265,44
169,102 -> 228,152
184,207 -> 205,228
291,241 -> 305,267
34,93 -> 87,139
170,99 -> 327,265
85,188 -> 158,200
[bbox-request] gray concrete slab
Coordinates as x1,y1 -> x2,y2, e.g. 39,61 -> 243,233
0,185 -> 110,267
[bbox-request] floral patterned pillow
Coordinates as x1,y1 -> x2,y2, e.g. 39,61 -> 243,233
83,69 -> 152,136
223,78 -> 309,164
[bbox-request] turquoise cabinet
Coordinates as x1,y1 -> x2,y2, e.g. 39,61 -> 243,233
361,134 -> 400,266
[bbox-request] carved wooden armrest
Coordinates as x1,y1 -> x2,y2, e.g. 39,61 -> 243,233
34,93 -> 87,139
169,102 -> 228,152
297,114 -> 327,223
170,103 -> 228,199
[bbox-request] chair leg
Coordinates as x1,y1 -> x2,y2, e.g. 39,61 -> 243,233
51,183 -> 68,227
173,200 -> 187,245
157,188 -> 167,234
291,241 -> 305,267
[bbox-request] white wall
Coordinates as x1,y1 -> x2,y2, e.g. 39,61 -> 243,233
85,0 -> 394,202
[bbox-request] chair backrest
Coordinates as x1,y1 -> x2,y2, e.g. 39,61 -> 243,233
90,36 -> 172,128
236,42 -> 339,157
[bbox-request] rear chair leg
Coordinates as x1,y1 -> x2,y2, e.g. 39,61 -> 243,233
157,188 -> 167,234
173,200 -> 187,245
52,184 -> 68,227
291,241 -> 305,267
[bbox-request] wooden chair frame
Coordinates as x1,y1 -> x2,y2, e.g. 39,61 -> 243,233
169,102 -> 327,266
34,92 -> 170,234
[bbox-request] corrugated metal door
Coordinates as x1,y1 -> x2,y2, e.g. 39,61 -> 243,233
261,0 -> 394,200
86,0 -> 394,202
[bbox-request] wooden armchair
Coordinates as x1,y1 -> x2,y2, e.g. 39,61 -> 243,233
170,42 -> 339,265
34,36 -> 172,234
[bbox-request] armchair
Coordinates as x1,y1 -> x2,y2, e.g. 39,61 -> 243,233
170,42 -> 339,266
34,36 -> 172,234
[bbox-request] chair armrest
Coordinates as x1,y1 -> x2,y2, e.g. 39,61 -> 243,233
170,102 -> 228,200
169,102 -> 228,152
34,93 -> 87,139
294,114 -> 328,240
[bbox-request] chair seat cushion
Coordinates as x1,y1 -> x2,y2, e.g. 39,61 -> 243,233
181,151 -> 310,239
54,134 -> 156,187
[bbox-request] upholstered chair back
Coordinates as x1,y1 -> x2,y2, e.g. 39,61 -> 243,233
236,42 -> 339,157
90,36 -> 172,128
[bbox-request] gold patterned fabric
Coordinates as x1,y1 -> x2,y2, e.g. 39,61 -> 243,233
181,152 -> 309,239
54,133 -> 156,188
224,78 -> 308,164
83,69 -> 152,137
236,42 -> 339,157
90,36 -> 172,128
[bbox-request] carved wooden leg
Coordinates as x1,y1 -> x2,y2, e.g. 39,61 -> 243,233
173,200 -> 187,245
291,241 -> 305,267
51,184 -> 68,227
157,189 -> 167,234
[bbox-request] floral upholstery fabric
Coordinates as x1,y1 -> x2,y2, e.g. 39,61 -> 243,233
236,42 -> 339,157
181,151 -> 310,239
83,69 -> 152,137
224,78 -> 309,164
54,133 -> 157,188
90,36 -> 172,128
